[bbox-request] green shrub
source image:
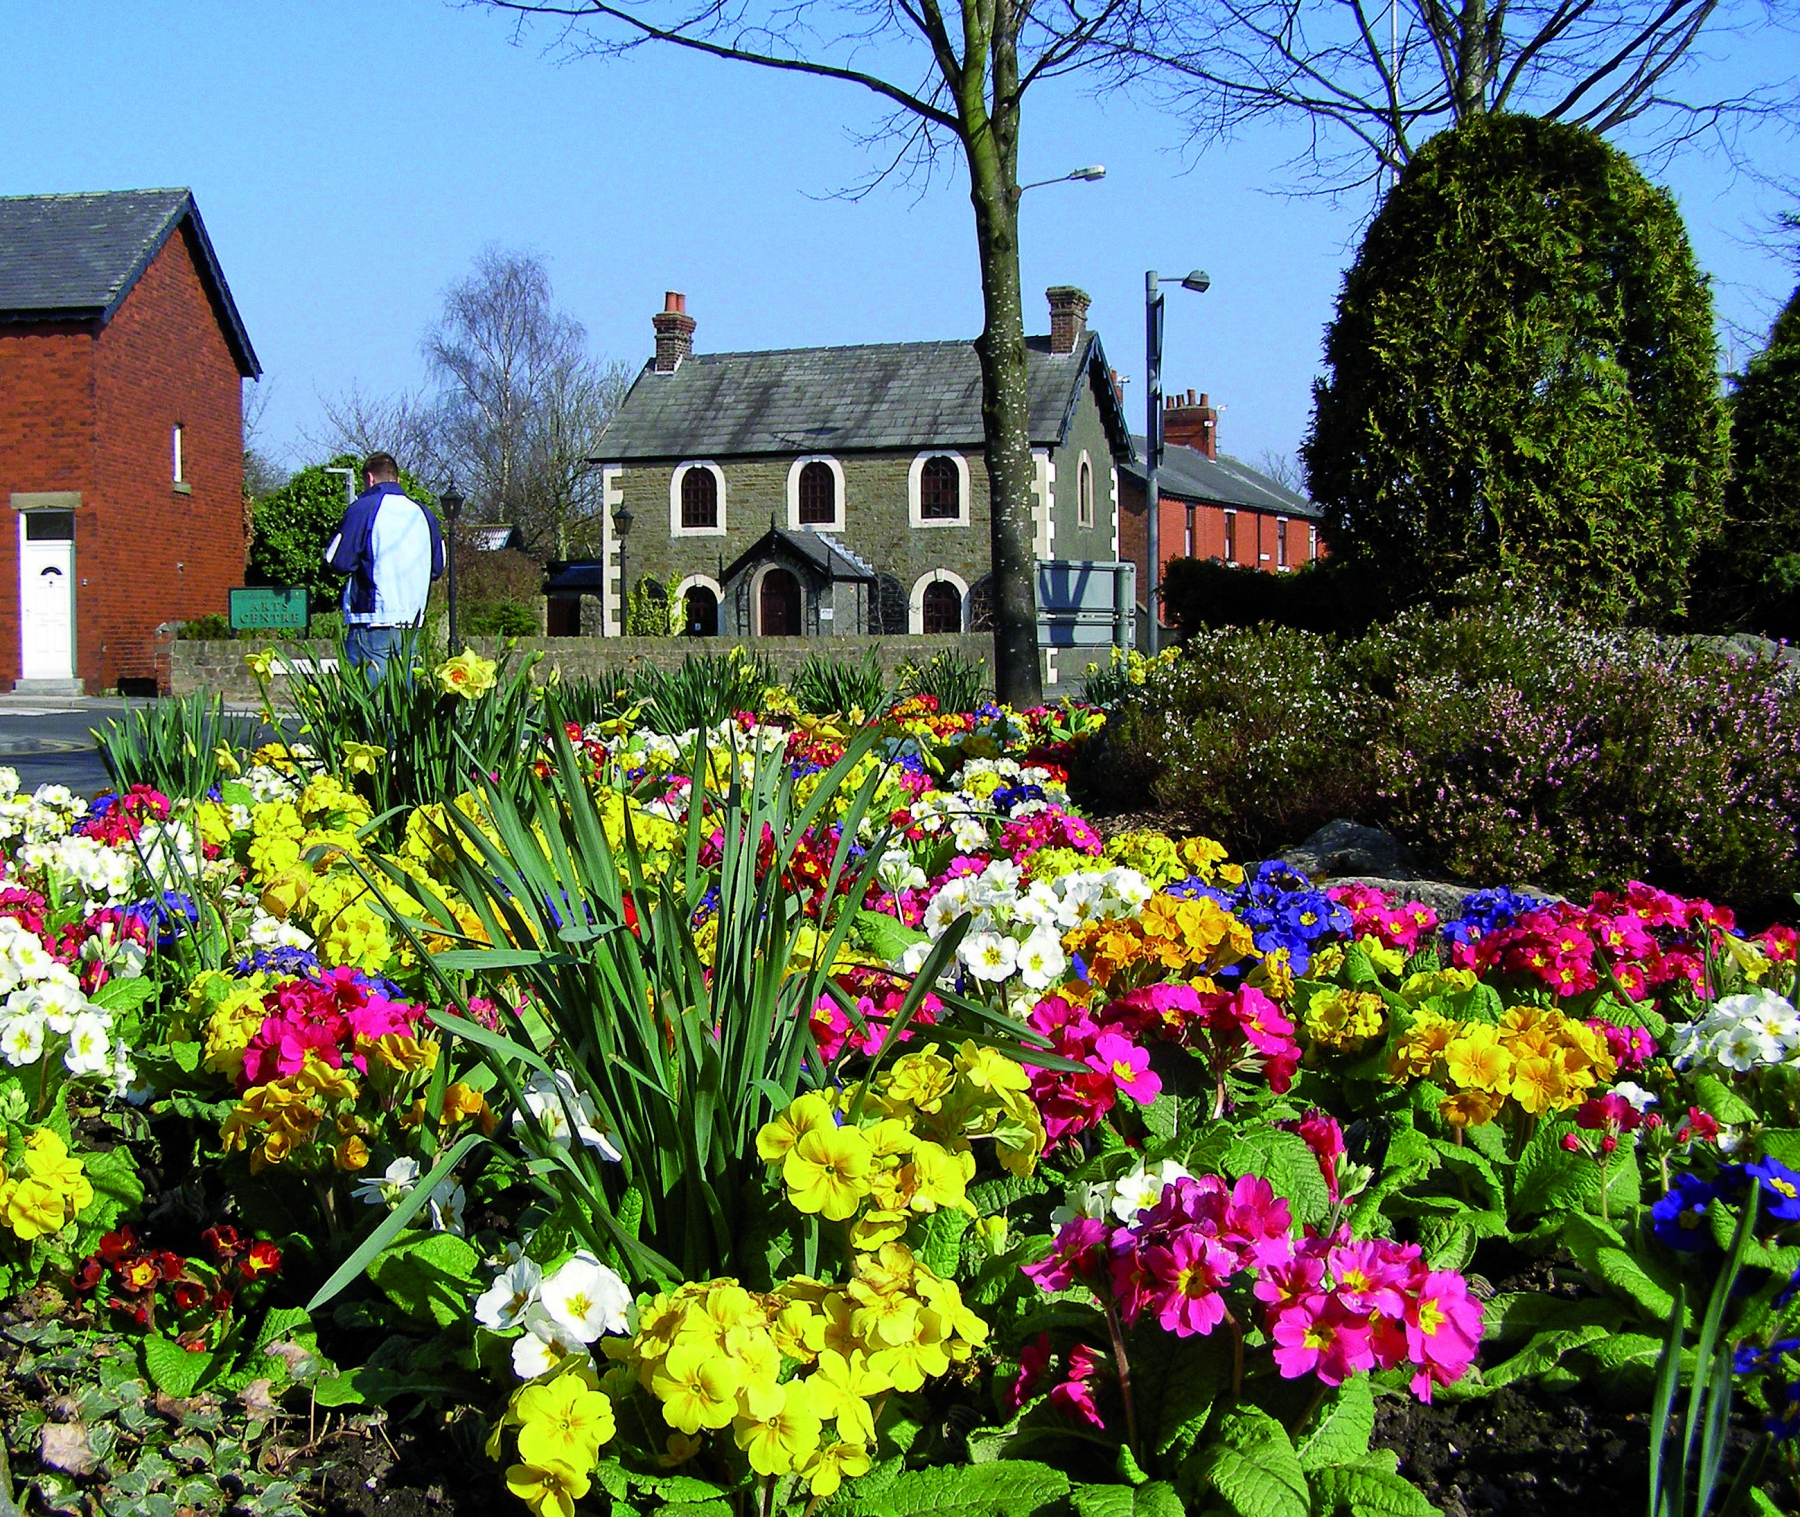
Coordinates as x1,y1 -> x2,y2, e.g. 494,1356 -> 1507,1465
1091,626 -> 1378,855
790,649 -> 890,715
176,612 -> 235,641
1305,114 -> 1726,624
462,600 -> 539,638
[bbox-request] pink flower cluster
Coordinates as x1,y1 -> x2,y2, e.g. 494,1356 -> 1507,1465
1009,1335 -> 1109,1427
1023,1168 -> 1482,1405
1113,982 -> 1300,1096
240,969 -> 426,1090
1026,995 -> 1162,1147
53,907 -> 151,994
1563,1091 -> 1652,1157
78,785 -> 172,846
1327,884 -> 1439,952
810,969 -> 942,1063
1585,1017 -> 1656,1071
997,806 -> 1102,867
1455,884 -> 1727,1000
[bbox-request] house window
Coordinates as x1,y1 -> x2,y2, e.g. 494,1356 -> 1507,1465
921,579 -> 963,633
1277,517 -> 1289,568
1223,510 -> 1237,562
920,457 -> 960,520
1077,456 -> 1093,527
172,424 -> 185,483
798,460 -> 836,525
1309,523 -> 1318,559
681,467 -> 717,529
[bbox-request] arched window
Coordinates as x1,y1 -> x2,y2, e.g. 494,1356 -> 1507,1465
1077,457 -> 1094,527
759,568 -> 802,636
684,585 -> 718,637
798,460 -> 836,525
921,579 -> 963,634
919,456 -> 960,520
681,467 -> 718,529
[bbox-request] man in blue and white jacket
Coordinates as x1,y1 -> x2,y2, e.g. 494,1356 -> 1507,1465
323,452 -> 445,678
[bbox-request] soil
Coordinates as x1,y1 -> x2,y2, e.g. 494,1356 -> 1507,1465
295,1409 -> 510,1517
1372,1380 -> 1653,1516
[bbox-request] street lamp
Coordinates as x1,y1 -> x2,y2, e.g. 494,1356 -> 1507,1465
440,481 -> 464,654
1143,268 -> 1210,655
1019,165 -> 1106,193
613,502 -> 634,636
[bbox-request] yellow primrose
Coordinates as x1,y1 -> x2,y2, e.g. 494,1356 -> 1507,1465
805,1350 -> 887,1444
782,1124 -> 875,1221
513,1376 -> 615,1473
800,1440 -> 873,1498
734,1397 -> 822,1477
505,1462 -> 589,1517
756,1091 -> 840,1164
650,1341 -> 744,1433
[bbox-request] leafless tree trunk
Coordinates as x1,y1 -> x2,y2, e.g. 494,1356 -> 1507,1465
478,0 -> 1141,704
1117,0 -> 1796,193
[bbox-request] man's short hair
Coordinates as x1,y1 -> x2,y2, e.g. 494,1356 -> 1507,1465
363,452 -> 400,483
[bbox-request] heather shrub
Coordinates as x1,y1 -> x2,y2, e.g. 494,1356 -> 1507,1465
1093,625 -> 1377,855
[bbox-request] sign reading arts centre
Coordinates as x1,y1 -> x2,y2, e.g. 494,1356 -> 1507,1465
229,587 -> 309,632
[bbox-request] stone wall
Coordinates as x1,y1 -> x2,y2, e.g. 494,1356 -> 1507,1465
170,632 -> 1117,706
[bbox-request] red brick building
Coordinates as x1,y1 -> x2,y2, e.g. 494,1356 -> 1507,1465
1118,391 -> 1322,629
0,189 -> 259,693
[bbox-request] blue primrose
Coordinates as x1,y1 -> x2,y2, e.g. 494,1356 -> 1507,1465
1766,1383 -> 1800,1442
1651,1173 -> 1720,1252
1735,1338 -> 1800,1377
1747,1158 -> 1800,1223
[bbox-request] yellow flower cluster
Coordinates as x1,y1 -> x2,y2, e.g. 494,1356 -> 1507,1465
435,649 -> 499,700
1101,831 -> 1243,890
491,1361 -> 617,1517
1064,894 -> 1256,994
191,970 -> 272,1074
1302,986 -> 1387,1053
220,1059 -> 358,1173
602,1243 -> 984,1493
1388,1005 -> 1618,1128
0,1129 -> 93,1243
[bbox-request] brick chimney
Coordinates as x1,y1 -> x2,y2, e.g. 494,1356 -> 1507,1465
1163,388 -> 1218,460
652,291 -> 696,373
1046,286 -> 1091,356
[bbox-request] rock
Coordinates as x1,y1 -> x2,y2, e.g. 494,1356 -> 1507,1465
1280,819 -> 1420,881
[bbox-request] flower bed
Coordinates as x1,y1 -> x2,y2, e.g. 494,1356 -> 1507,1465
2,648 -> 1798,1516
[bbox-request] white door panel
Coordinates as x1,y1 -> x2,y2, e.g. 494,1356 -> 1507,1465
19,513 -> 74,681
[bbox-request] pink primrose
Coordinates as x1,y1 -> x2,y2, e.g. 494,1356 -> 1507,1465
1144,1232 -> 1237,1338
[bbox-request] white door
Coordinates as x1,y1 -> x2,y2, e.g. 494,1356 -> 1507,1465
19,512 -> 75,681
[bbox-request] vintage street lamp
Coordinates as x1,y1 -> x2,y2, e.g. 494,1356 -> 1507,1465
613,502 -> 634,636
1143,268 -> 1210,655
440,481 -> 464,653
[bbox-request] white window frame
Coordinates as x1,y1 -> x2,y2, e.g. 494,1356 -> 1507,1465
1077,451 -> 1094,528
1309,523 -> 1319,560
908,451 -> 970,529
670,461 -> 727,538
599,465 -> 625,634
1277,515 -> 1290,569
172,423 -> 185,483
909,569 -> 971,634
786,455 -> 846,532
674,573 -> 724,634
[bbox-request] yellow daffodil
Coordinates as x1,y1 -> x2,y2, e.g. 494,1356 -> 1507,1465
340,740 -> 387,775
435,648 -> 498,700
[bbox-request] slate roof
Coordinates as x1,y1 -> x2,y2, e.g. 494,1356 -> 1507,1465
596,332 -> 1132,462
1121,437 -> 1318,519
0,188 -> 260,376
722,527 -> 876,585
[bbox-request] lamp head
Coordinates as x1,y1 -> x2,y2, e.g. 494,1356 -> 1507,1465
440,482 -> 464,521
613,503 -> 634,537
1181,270 -> 1212,294
1069,165 -> 1106,181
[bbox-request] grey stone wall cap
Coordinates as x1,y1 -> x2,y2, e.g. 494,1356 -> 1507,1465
11,492 -> 82,510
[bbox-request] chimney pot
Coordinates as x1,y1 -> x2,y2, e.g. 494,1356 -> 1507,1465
652,291 -> 697,373
1162,386 -> 1220,460
1045,285 -> 1092,356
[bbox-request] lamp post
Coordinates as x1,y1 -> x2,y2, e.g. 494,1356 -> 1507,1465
1143,268 -> 1210,655
613,502 -> 633,636
1019,165 -> 1106,192
440,481 -> 464,654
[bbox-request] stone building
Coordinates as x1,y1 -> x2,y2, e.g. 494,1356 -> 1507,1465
566,288 -> 1133,639
0,189 -> 259,693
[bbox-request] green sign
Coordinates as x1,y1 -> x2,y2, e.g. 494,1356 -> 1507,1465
229,586 -> 309,632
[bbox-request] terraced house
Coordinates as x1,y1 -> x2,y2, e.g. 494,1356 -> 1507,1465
561,287 -> 1134,640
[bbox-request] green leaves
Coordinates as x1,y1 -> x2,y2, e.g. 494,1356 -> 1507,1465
366,1232 -> 483,1327
822,1459 -> 1071,1516
1296,1376 -> 1376,1472
1187,1406 -> 1311,1517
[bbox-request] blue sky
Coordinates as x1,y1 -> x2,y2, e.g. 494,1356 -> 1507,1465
5,1 -> 1797,477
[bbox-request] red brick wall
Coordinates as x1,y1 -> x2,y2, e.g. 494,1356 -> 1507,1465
90,227 -> 246,690
1118,475 -> 1322,625
0,324 -> 96,682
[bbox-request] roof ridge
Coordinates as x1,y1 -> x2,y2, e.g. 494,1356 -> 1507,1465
0,187 -> 191,204
672,335 -> 1060,361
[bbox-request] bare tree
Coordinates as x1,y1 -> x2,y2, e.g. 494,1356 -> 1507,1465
241,379 -> 289,500
1118,0 -> 1797,193
1253,444 -> 1305,493
426,247 -> 630,557
480,0 -> 1148,704
307,382 -> 448,483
